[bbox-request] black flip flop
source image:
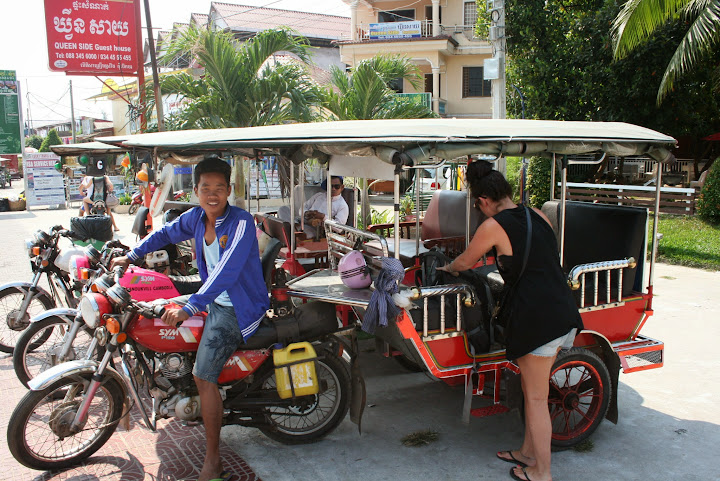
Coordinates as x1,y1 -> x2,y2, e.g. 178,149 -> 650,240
509,466 -> 533,481
497,450 -> 528,468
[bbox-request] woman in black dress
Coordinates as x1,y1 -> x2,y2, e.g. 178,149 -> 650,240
439,160 -> 582,481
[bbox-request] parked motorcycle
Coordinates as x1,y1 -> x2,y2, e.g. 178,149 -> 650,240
128,186 -> 155,215
128,187 -> 186,215
12,242 -> 200,388
0,226 -> 87,353
7,266 -> 350,471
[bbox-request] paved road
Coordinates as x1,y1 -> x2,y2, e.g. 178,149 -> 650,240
1,203 -> 718,480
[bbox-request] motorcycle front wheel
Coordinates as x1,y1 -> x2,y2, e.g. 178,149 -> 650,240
7,372 -> 124,471
0,287 -> 55,353
128,203 -> 139,215
258,353 -> 350,444
13,317 -> 100,388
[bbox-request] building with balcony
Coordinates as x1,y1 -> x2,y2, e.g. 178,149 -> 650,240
339,0 -> 492,118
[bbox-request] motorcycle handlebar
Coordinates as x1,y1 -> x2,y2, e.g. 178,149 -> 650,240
135,302 -> 166,319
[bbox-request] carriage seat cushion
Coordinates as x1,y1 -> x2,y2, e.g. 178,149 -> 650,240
421,190 -> 484,241
541,200 -> 647,297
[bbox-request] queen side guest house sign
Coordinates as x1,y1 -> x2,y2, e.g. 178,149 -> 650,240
44,0 -> 140,76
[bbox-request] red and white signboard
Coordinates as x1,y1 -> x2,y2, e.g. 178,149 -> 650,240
44,0 -> 140,76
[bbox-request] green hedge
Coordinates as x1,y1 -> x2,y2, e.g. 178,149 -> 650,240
697,159 -> 720,222
526,156 -> 552,208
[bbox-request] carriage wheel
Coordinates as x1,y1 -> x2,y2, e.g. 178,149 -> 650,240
548,348 -> 611,448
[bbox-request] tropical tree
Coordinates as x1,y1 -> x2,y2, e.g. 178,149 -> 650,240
612,0 -> 720,104
25,134 -> 42,150
149,26 -> 321,129
321,55 -> 436,120
39,129 -> 62,152
506,0 -> 720,180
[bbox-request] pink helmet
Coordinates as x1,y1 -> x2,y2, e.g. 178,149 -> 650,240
338,250 -> 371,289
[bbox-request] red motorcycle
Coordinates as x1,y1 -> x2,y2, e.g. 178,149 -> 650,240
129,187 -> 186,215
7,266 -> 352,471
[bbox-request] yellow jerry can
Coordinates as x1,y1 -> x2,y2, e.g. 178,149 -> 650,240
273,342 -> 319,399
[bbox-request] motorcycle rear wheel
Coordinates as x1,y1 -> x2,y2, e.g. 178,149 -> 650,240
13,317 -> 100,389
0,287 -> 55,353
7,372 -> 124,471
259,353 -> 350,444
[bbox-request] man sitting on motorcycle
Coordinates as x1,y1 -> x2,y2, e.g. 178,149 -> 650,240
111,156 -> 269,481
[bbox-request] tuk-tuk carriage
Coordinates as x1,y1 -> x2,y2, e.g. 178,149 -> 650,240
100,118 -> 672,447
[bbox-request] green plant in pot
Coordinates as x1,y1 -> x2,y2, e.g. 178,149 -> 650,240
400,194 -> 415,221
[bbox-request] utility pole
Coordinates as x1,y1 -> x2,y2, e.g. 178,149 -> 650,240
25,80 -> 33,134
487,0 -> 506,173
144,0 -> 165,131
69,80 -> 77,143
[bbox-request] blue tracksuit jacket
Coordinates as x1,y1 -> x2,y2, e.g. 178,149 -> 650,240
127,205 -> 269,339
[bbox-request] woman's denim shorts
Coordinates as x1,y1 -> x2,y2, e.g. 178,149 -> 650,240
193,303 -> 244,383
529,328 -> 577,357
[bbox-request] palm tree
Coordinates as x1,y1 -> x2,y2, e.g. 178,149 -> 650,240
612,0 -> 720,104
152,25 -> 321,129
321,55 -> 437,120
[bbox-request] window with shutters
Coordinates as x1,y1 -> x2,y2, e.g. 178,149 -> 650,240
464,2 -> 478,27
462,67 -> 491,97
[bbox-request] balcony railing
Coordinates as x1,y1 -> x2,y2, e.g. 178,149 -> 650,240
394,92 -> 432,109
355,20 -> 483,42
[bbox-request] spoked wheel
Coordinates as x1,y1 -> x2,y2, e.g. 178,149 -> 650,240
0,287 -> 55,353
7,372 -> 124,471
258,353 -> 350,444
548,348 -> 611,448
13,317 -> 98,388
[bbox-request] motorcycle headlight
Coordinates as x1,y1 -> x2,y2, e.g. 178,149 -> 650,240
79,293 -> 112,329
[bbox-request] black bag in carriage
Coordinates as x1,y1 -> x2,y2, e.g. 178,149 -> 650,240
70,215 -> 113,242
416,249 -> 493,354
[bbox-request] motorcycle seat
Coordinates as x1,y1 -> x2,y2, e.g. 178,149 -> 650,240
238,301 -> 338,350
168,274 -> 203,295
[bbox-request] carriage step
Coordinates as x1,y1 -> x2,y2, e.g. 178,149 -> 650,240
470,405 -> 510,418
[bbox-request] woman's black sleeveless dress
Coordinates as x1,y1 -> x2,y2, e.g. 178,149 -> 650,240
493,206 -> 583,360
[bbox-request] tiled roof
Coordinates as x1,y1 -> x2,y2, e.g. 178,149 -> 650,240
269,54 -> 334,85
211,2 -> 350,40
191,12 -> 209,26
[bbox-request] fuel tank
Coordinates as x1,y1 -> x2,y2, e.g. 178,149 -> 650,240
130,312 -> 206,352
119,266 -> 180,301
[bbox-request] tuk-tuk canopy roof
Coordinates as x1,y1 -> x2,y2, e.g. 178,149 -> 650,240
97,119 -> 677,164
50,141 -> 127,156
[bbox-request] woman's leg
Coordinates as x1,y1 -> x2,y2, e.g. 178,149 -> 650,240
108,210 -> 119,231
511,352 -> 558,481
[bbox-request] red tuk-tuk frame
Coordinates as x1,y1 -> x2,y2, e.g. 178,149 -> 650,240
101,118 -> 673,447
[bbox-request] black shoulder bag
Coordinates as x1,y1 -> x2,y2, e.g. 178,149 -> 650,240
492,206 -> 533,345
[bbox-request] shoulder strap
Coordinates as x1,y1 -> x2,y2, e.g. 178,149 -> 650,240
517,206 -> 533,280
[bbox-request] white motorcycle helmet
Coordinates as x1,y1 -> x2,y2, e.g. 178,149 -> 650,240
338,250 -> 372,289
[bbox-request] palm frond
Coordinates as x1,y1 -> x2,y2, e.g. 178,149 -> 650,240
612,0 -> 690,58
657,0 -> 720,102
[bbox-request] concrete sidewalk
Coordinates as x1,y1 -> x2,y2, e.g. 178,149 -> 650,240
1,205 -> 719,481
